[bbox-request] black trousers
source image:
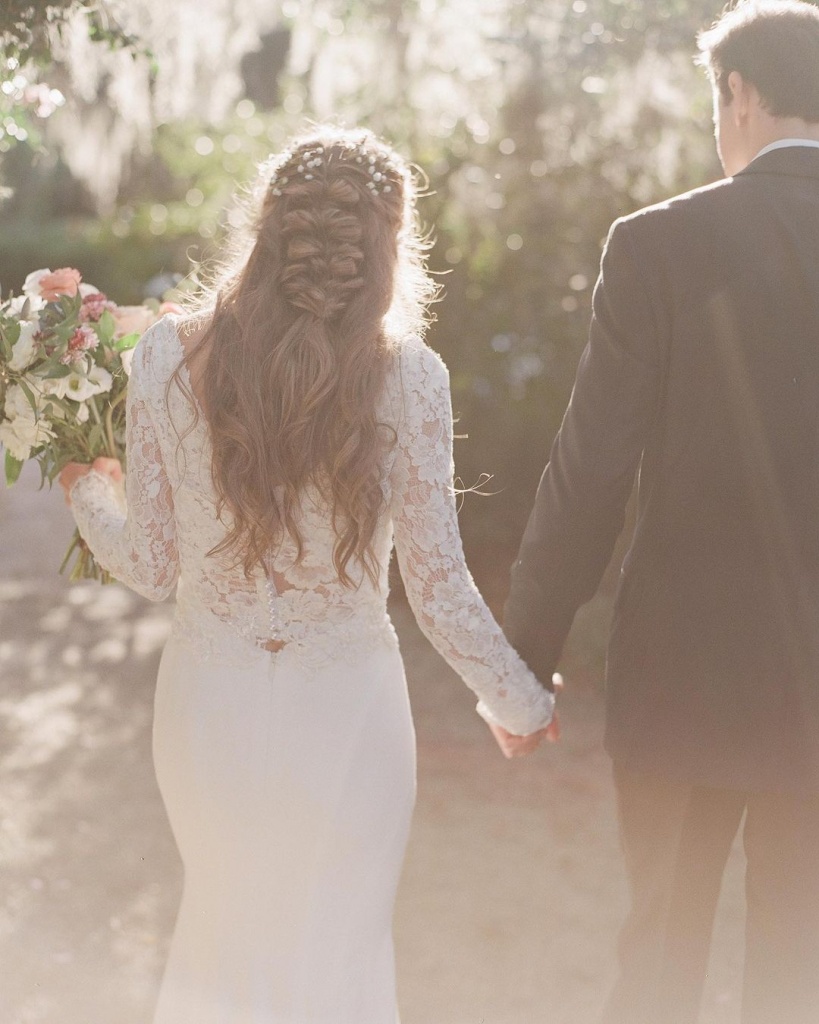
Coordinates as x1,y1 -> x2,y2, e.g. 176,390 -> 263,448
601,765 -> 819,1024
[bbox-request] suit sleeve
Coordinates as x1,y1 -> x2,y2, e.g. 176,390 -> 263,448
503,217 -> 665,683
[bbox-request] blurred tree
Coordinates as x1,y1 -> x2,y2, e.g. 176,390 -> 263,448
0,0 -> 139,201
241,27 -> 292,110
0,0 -> 748,577
1,0 -> 67,69
0,1 -> 127,64
410,0 -> 723,554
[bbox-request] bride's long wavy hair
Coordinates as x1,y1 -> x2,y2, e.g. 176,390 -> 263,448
173,126 -> 436,586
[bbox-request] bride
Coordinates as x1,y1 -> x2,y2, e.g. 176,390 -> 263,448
59,126 -> 555,1024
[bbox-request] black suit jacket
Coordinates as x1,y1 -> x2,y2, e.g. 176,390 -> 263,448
504,146 -> 819,793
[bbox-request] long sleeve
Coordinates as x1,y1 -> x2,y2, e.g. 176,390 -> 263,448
69,339 -> 179,601
503,217 -> 665,683
390,341 -> 554,736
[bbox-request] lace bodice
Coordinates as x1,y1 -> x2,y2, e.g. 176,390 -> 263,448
69,316 -> 554,735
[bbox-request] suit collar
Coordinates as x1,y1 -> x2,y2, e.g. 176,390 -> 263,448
739,145 -> 819,182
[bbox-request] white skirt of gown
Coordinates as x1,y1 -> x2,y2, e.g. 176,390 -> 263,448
151,634 -> 416,1024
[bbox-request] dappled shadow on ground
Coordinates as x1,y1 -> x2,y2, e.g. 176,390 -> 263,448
0,579 -> 180,1024
0,470 -> 746,1024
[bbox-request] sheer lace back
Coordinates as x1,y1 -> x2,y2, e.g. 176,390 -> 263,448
138,317 -> 401,667
70,316 -> 554,734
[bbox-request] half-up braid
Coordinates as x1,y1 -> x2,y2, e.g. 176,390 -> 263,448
173,126 -> 436,586
279,199 -> 365,322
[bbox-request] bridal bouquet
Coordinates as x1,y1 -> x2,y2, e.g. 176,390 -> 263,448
0,267 -> 180,582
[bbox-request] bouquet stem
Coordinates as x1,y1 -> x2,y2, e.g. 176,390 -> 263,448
60,527 -> 114,584
103,390 -> 125,459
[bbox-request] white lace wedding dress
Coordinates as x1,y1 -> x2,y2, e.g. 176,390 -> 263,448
68,315 -> 554,1024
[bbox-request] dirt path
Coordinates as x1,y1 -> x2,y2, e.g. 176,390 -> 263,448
0,464 -> 745,1024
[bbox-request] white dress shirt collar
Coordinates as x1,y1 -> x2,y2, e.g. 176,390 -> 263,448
752,138 -> 819,162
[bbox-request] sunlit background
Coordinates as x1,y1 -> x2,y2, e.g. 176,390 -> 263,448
1,3 -> 749,1023
1,0 -> 727,561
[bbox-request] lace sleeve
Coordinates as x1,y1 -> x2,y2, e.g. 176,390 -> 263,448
69,338 -> 179,601
390,342 -> 554,736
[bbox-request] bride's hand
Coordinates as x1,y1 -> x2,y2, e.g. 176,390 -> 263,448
487,714 -> 561,759
59,457 -> 123,506
483,673 -> 563,758
59,462 -> 91,505
89,456 -> 123,482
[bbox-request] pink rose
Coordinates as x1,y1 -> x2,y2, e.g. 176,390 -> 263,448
38,267 -> 82,301
159,301 -> 184,316
80,292 -> 116,323
111,305 -> 157,339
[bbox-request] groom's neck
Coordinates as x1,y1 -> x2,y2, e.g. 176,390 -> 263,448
733,115 -> 819,174
765,116 -> 819,144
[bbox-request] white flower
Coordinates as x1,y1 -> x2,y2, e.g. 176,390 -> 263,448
3,412 -> 54,456
40,373 -> 74,400
7,293 -> 45,319
57,365 -> 113,403
3,381 -> 52,419
4,383 -> 30,419
78,283 -> 100,298
1,383 -> 54,460
119,348 -> 135,377
0,420 -> 32,461
73,401 -> 90,424
8,321 -> 39,372
23,268 -> 51,299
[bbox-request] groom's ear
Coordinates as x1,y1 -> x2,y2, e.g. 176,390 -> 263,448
726,70 -> 752,125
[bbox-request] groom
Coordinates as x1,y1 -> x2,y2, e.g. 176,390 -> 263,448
502,2 -> 819,1022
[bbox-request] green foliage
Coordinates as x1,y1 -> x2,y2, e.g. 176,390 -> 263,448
1,1 -> 79,62
5,449 -> 23,485
0,0 -> 732,569
408,0 -> 722,551
0,1 -> 135,65
0,2 -> 138,162
0,217 -> 188,302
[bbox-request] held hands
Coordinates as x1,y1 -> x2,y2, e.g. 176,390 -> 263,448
485,674 -> 564,759
59,457 -> 123,506
487,715 -> 561,759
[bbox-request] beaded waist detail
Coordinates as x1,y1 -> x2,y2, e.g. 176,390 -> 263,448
170,600 -> 399,669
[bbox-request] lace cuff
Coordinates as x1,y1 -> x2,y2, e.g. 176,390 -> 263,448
475,696 -> 554,734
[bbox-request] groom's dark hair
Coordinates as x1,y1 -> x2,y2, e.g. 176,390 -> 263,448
698,0 -> 819,121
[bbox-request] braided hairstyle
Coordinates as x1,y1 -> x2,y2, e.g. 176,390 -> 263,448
177,127 -> 434,586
